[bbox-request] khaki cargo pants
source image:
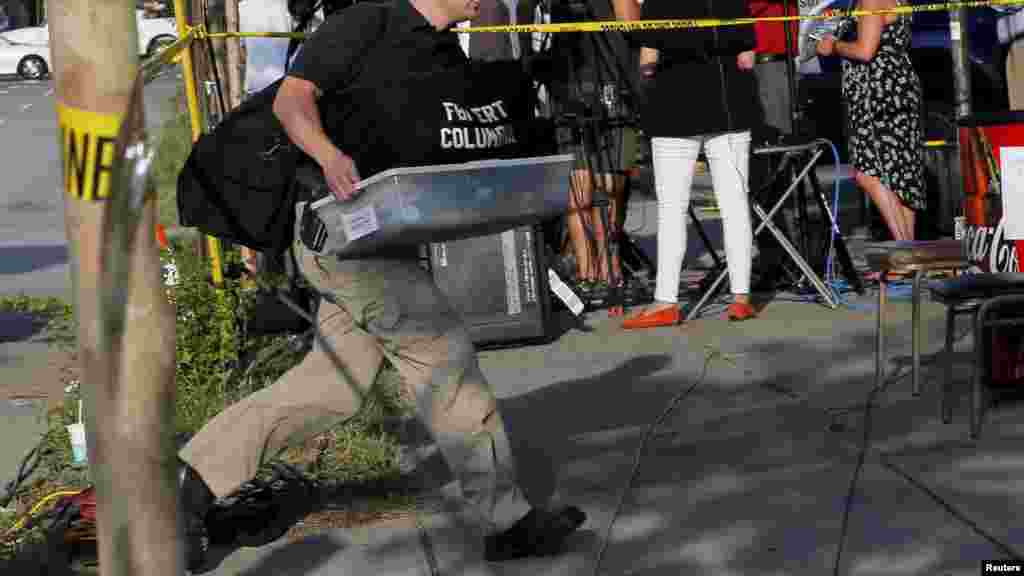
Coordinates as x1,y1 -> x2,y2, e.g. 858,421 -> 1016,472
179,238 -> 540,535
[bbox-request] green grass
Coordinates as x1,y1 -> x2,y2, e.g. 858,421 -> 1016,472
151,89 -> 193,231
157,183 -> 179,232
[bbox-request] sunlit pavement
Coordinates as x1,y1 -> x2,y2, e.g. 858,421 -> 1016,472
200,267 -> 1024,575
2,72 -> 1020,575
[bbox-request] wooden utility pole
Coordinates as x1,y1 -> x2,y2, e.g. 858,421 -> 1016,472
47,0 -> 181,573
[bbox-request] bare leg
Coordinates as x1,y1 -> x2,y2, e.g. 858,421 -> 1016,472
566,169 -> 601,281
566,170 -> 624,282
896,204 -> 916,241
855,171 -> 915,241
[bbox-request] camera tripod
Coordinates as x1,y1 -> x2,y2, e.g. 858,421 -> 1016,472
532,0 -> 655,316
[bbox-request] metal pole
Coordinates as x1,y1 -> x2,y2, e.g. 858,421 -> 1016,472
783,0 -> 798,134
224,0 -> 243,110
176,0 -> 225,285
174,0 -> 203,144
47,0 -> 181,572
950,6 -> 972,224
950,6 -> 973,120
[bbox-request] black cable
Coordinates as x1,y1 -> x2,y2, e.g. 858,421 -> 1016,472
200,0 -> 228,121
826,325 -> 1024,574
592,349 -> 717,575
1,442 -> 45,509
831,372 -> 882,576
878,451 -> 1024,561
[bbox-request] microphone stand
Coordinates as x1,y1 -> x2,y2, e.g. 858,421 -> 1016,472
783,0 -> 799,135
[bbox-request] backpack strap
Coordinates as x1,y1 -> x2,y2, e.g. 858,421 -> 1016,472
287,0 -> 323,66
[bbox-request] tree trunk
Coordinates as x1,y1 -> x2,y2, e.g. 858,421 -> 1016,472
47,0 -> 181,572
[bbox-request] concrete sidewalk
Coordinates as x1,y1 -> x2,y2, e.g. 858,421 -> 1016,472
5,162 -> 1020,575
199,290 -> 1024,576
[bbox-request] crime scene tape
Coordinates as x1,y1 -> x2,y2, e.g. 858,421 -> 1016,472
141,25 -> 304,75
56,102 -> 122,202
458,0 -> 1024,34
204,31 -> 307,40
141,0 -> 1024,48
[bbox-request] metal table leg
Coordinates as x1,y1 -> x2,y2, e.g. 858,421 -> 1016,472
971,306 -> 983,439
912,270 -> 922,396
942,306 -> 955,424
876,276 -> 887,389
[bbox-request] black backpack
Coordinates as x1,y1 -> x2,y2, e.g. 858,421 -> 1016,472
176,3 -> 390,257
176,80 -> 301,256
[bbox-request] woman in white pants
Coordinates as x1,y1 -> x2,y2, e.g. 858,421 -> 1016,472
622,0 -> 760,329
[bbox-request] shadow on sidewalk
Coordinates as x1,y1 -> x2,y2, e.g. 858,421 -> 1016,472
0,245 -> 67,276
0,310 -> 43,342
207,533 -> 345,576
16,313 -> 1022,575
198,323 -> 1024,574
494,325 -> 1024,575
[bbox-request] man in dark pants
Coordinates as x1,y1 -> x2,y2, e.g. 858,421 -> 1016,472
176,0 -> 585,572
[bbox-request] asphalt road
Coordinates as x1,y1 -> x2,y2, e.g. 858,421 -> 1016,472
0,71 -> 182,298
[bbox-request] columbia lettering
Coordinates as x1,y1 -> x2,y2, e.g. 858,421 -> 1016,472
319,60 -> 535,180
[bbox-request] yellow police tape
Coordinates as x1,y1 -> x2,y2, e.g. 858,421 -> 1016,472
153,0 -> 1024,45
460,0 -> 1024,34
55,102 -> 123,202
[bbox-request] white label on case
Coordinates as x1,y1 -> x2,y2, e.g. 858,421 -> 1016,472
501,230 -> 522,316
436,243 -> 448,268
548,269 -> 584,316
341,204 -> 379,241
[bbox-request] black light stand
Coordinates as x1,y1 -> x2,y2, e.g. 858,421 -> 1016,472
783,0 -> 799,136
749,0 -> 864,296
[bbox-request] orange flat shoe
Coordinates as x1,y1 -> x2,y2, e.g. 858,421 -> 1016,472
726,302 -> 757,322
622,306 -> 681,329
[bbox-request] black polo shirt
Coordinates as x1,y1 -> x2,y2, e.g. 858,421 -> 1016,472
288,0 -> 467,96
284,0 -> 537,181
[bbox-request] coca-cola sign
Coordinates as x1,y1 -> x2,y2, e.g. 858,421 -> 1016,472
964,217 -> 1020,273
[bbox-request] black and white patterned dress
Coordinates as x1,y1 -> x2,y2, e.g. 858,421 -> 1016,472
841,5 -> 925,211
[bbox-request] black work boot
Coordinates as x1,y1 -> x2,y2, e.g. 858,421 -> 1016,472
484,506 -> 586,562
178,459 -> 216,573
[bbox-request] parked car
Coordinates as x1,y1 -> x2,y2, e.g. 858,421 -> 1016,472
0,9 -> 177,58
798,0 -> 1007,155
0,34 -> 50,79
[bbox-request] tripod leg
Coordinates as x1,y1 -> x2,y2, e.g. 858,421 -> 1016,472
689,204 -> 729,300
600,188 -> 624,317
795,154 -> 813,274
808,167 -> 864,294
690,205 -> 724,271
751,151 -> 798,290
